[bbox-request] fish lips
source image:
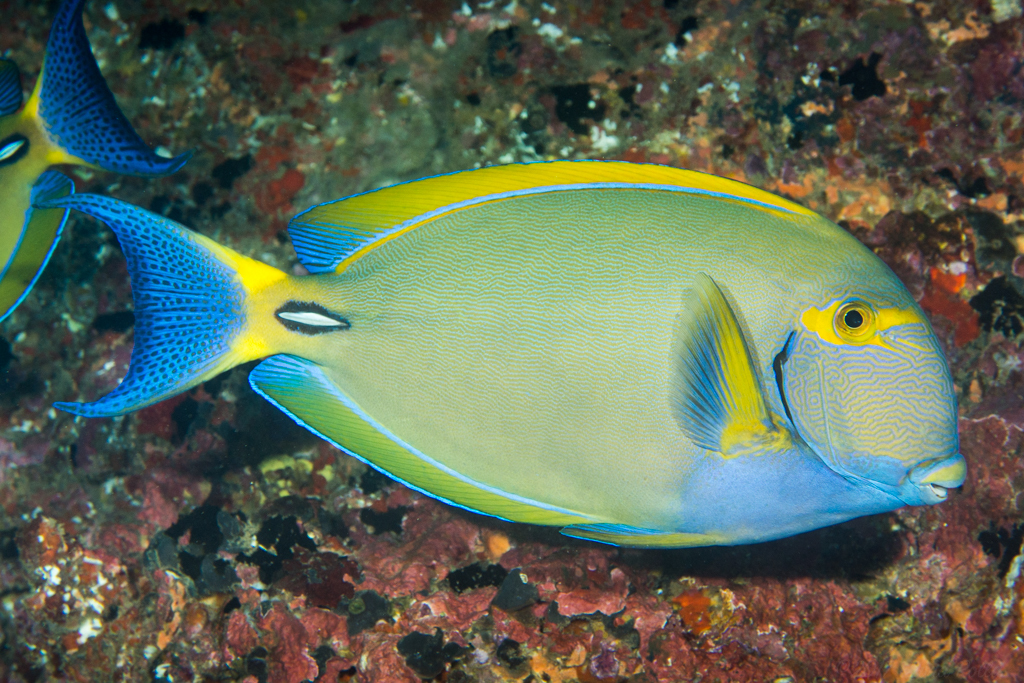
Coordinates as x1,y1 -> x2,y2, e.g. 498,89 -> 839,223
900,452 -> 967,505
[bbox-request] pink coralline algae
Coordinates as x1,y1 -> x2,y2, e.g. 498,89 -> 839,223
555,568 -> 630,618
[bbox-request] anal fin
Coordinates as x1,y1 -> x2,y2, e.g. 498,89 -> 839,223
250,354 -> 592,527
673,273 -> 792,457
561,523 -> 724,548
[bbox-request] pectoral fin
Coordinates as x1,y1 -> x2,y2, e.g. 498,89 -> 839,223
672,273 -> 791,456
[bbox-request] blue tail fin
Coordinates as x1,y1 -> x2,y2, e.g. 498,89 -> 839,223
36,0 -> 190,176
0,60 -> 21,116
35,194 -> 247,417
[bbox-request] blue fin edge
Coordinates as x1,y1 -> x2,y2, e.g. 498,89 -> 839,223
0,171 -> 74,322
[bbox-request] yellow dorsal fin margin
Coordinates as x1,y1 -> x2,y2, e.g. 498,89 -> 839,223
672,273 -> 793,458
286,161 -> 817,274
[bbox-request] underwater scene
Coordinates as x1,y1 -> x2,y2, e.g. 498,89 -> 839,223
1,0 -> 1024,680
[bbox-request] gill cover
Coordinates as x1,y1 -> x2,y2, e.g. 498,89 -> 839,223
783,294 -> 962,504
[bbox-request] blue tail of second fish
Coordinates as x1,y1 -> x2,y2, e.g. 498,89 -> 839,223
34,0 -> 190,175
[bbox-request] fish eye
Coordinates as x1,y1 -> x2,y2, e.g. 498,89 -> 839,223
833,301 -> 875,342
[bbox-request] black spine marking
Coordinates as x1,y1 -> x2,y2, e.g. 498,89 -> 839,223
0,134 -> 29,166
773,331 -> 796,426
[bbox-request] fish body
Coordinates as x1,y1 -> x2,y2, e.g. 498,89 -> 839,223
41,161 -> 965,547
0,0 -> 188,321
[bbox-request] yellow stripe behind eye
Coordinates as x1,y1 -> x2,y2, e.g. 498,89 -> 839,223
801,300 -> 926,353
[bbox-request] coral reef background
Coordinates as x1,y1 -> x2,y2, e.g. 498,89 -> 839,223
1,0 -> 1024,681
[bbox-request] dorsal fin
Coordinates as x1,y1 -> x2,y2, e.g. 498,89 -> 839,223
287,160 -> 815,273
0,60 -> 22,116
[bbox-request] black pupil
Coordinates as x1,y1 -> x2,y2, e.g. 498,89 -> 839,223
844,309 -> 864,328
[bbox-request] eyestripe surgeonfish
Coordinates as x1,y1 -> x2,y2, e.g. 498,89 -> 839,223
0,0 -> 189,321
39,161 -> 966,547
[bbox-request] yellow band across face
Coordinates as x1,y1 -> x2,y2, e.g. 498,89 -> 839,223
801,299 -> 925,350
915,457 -> 967,486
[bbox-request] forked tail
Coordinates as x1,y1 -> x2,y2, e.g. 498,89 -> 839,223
32,0 -> 190,175
36,194 -> 289,416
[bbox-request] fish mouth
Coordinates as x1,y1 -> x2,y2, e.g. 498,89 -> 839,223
906,453 -> 967,504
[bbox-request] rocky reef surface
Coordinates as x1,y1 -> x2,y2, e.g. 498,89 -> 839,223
1,0 -> 1023,681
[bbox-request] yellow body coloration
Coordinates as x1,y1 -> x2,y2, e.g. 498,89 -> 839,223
47,161 -> 966,547
0,80 -> 86,316
213,240 -> 290,362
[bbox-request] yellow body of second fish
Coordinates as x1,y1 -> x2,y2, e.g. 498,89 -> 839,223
0,89 -> 80,312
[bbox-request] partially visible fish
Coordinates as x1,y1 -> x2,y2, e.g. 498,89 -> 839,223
0,0 -> 189,321
39,161 -> 965,547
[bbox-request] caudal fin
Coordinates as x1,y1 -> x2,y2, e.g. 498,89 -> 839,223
34,0 -> 190,176
35,194 -> 285,416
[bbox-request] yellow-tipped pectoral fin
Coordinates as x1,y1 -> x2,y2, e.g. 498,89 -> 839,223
672,273 -> 792,457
